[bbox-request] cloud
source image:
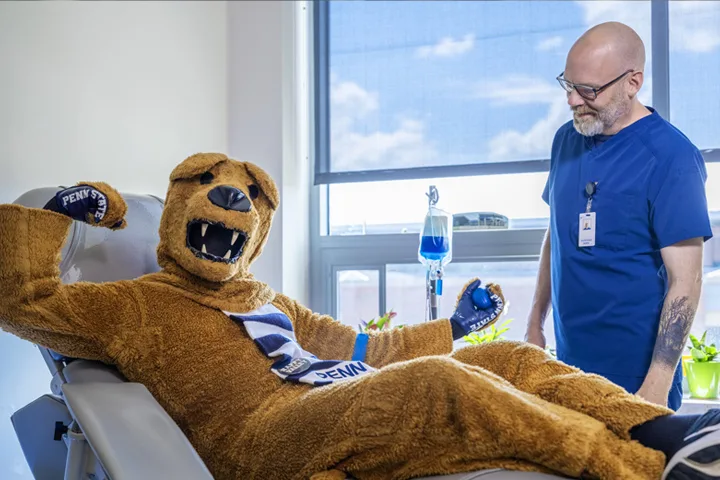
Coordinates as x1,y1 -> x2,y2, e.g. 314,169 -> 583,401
472,75 -> 560,106
576,1 -> 652,58
576,0 -> 720,54
330,75 -> 436,171
536,36 -> 563,52
484,1 -> 660,162
415,33 -> 475,59
475,76 -> 573,161
488,97 -> 572,162
669,1 -> 720,53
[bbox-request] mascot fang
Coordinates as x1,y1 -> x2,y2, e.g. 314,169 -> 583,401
0,153 -> 672,479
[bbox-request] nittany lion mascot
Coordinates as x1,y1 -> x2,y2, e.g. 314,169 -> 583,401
0,153 -> 671,479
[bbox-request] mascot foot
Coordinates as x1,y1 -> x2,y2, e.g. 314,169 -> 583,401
663,409 -> 720,479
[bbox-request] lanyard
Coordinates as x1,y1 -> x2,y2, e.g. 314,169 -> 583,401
585,181 -> 598,213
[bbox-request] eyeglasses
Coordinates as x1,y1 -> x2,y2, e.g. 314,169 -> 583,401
556,69 -> 634,101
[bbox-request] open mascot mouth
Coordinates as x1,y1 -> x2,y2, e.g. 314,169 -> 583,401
186,220 -> 247,264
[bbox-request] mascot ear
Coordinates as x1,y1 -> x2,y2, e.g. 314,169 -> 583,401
244,162 -> 279,210
170,153 -> 229,181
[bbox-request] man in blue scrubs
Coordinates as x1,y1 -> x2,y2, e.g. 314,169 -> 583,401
524,22 -> 712,411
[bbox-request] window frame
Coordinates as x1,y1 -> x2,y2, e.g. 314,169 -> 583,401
308,0 -> 720,318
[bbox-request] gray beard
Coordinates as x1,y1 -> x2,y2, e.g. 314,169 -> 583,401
573,115 -> 606,136
572,94 -> 631,137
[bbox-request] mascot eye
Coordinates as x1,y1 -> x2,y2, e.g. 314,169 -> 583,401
248,185 -> 259,200
200,172 -> 214,185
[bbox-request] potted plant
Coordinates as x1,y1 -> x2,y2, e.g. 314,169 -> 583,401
463,301 -> 515,346
358,310 -> 403,333
463,318 -> 513,344
684,331 -> 720,399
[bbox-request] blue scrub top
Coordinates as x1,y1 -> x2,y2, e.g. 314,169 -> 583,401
543,108 -> 713,386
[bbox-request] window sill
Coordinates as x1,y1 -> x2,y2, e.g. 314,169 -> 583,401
678,395 -> 720,414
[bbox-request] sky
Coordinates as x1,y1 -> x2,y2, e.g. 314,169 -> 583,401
327,0 -> 720,230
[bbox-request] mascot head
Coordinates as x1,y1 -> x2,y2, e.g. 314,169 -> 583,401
156,153 -> 279,283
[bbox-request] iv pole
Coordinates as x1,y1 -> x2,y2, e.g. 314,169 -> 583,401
424,186 -> 443,322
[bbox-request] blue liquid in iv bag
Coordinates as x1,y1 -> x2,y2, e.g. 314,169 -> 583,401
419,204 -> 452,265
420,235 -> 449,261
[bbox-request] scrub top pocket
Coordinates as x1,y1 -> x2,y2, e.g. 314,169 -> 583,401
589,192 -> 639,251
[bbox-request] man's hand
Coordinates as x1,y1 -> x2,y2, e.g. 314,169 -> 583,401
449,279 -> 505,341
636,372 -> 672,407
525,227 -> 551,349
524,324 -> 547,349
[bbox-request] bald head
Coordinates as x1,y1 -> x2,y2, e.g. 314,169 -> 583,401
564,22 -> 649,136
567,22 -> 645,79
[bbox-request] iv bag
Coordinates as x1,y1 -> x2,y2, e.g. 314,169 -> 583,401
418,205 -> 453,266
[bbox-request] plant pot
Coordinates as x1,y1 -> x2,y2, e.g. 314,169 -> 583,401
685,359 -> 720,399
682,354 -> 692,377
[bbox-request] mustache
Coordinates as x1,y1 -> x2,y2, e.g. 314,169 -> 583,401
573,106 -> 597,115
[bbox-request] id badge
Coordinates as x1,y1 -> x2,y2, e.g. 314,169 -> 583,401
578,212 -> 596,247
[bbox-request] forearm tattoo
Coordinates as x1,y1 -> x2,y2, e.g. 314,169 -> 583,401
652,296 -> 695,368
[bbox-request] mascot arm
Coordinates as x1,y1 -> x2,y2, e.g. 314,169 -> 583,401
0,192 -> 141,363
272,294 -> 453,368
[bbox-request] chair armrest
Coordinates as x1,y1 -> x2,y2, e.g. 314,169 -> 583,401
62,382 -> 214,480
63,359 -> 127,384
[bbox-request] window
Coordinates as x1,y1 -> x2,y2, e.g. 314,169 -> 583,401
319,0 -> 652,179
317,0 -> 655,236
668,1 -> 720,152
386,261 -> 548,343
310,0 -> 720,328
707,164 -> 720,213
334,261 -> 550,345
329,171 -> 550,236
336,269 -> 380,328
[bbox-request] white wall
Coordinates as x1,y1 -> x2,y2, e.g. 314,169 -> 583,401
227,1 -> 310,302
0,2 -> 228,479
0,1 -> 228,203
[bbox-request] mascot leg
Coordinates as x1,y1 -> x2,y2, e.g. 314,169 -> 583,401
449,340 -> 673,440
239,355 -> 665,480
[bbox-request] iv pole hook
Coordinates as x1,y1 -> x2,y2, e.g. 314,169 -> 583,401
426,185 -> 439,207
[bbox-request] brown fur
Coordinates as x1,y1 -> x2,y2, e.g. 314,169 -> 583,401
0,152 -> 672,479
77,181 -> 128,229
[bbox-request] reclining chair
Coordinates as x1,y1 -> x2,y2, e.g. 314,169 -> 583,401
6,187 -> 562,480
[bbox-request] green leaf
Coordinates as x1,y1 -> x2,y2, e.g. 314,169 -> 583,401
690,334 -> 701,349
692,347 -> 709,362
702,331 -> 707,345
707,346 -> 717,356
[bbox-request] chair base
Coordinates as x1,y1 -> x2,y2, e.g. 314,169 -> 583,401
11,393 -> 107,480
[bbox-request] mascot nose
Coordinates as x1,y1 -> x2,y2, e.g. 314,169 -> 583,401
208,185 -> 252,212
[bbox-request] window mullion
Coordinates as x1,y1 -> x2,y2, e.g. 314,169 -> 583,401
651,0 -> 670,119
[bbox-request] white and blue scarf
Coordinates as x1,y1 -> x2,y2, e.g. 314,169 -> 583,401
224,304 -> 376,387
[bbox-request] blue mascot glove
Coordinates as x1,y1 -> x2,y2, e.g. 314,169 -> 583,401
449,278 -> 505,341
44,183 -> 127,230
51,185 -> 108,224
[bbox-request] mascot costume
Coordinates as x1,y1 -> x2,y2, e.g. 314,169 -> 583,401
0,153 -> 679,479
